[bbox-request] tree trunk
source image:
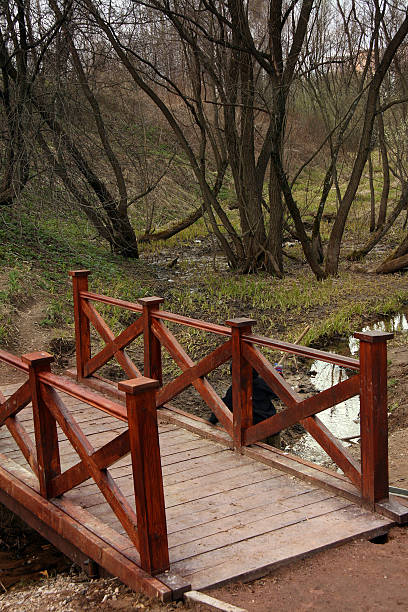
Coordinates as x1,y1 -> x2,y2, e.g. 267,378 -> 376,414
368,153 -> 376,233
376,252 -> 408,274
139,207 -> 203,243
111,214 -> 139,258
268,160 -> 284,274
376,112 -> 390,229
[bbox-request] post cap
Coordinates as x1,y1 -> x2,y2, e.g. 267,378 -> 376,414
68,270 -> 91,277
22,351 -> 54,367
354,331 -> 394,343
226,317 -> 256,328
138,296 -> 164,307
118,377 -> 160,395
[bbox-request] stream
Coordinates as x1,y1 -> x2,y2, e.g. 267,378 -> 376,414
291,312 -> 408,466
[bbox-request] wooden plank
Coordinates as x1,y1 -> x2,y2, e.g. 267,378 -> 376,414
165,478 -> 311,531
55,430 -> 205,482
184,590 -> 247,612
76,461 -> 276,510
0,455 -> 172,601
158,407 -> 233,448
376,498 -> 408,524
243,444 -> 362,503
174,505 -> 392,590
85,466 -> 283,522
0,418 -> 125,453
169,496 -> 352,564
162,452 -> 260,486
54,496 -> 140,564
167,489 -> 334,549
163,464 -> 277,508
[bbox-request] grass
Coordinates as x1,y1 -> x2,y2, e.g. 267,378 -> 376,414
1,146 -> 408,362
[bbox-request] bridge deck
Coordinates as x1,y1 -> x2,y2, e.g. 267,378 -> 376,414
0,382 -> 396,599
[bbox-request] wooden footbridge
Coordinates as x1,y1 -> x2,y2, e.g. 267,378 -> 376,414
0,270 -> 407,601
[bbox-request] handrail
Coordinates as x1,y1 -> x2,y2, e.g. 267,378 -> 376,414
80,291 -> 143,313
152,310 -> 232,336
70,270 -> 393,506
243,333 -> 360,371
0,350 -> 29,373
78,289 -> 359,369
0,348 -> 127,421
0,346 -> 169,575
38,371 -> 127,422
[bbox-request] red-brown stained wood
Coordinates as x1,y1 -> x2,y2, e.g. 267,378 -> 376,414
0,350 -> 29,373
243,343 -> 300,408
80,291 -> 143,314
300,415 -> 362,489
81,300 -> 141,379
139,297 -> 164,384
22,352 -> 61,498
38,371 -> 127,421
5,415 -> 39,476
226,318 -> 255,449
50,429 -> 131,497
244,372 -> 360,445
84,317 -> 144,378
156,340 -> 232,407
152,320 -> 233,436
0,460 -> 172,601
242,332 -> 360,371
41,384 -> 140,549
0,384 -> 38,475
119,378 -> 170,575
0,380 -> 31,425
69,270 -> 91,379
356,331 -> 392,506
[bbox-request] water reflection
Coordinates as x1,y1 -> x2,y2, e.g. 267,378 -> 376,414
348,313 -> 408,355
292,311 -> 408,466
292,361 -> 360,465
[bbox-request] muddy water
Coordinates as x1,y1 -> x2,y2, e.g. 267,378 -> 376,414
291,311 -> 408,466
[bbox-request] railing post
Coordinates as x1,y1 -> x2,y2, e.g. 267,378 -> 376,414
138,297 -> 164,384
118,377 -> 169,575
22,351 -> 60,498
354,330 -> 393,507
69,270 -> 91,380
226,317 -> 256,450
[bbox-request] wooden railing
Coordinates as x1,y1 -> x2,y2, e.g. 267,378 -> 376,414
69,269 -> 393,508
0,349 -> 169,575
